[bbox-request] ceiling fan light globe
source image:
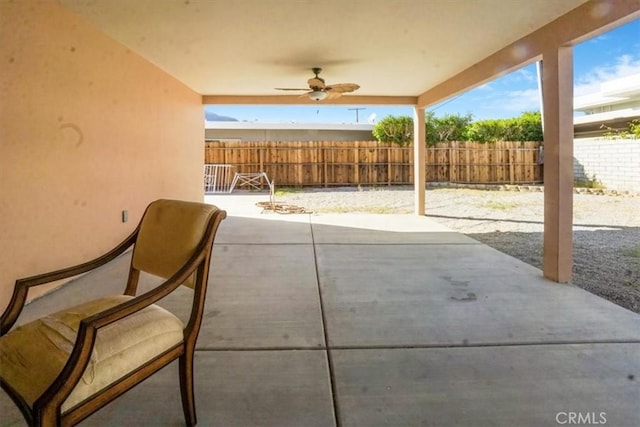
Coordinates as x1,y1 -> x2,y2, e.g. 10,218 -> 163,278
309,90 -> 327,101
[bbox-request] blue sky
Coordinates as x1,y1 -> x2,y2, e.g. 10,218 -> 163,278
205,19 -> 639,124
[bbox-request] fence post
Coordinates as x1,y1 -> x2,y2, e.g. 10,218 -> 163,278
323,147 -> 328,187
465,147 -> 471,183
387,146 -> 392,186
448,147 -> 454,182
508,148 -> 515,184
296,142 -> 303,185
354,142 -> 360,185
259,148 -> 264,172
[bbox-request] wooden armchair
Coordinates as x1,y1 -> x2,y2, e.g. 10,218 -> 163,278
0,199 -> 226,426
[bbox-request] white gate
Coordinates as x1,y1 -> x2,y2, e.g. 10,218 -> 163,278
203,164 -> 234,193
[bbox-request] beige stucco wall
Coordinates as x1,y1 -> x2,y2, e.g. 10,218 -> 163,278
0,1 -> 203,310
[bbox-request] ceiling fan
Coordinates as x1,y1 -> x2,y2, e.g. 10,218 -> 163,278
275,67 -> 360,101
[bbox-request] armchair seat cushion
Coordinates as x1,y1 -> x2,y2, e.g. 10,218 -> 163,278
0,295 -> 184,412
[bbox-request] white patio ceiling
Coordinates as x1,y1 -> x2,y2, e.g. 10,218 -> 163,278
61,0 -> 589,104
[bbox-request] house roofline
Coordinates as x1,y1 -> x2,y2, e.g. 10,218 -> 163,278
205,121 -> 375,130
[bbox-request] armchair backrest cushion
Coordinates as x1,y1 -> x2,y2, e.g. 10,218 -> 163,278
132,199 -> 219,288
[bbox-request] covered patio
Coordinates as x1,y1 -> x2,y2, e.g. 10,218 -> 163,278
2,195 -> 638,426
2,1 -> 640,425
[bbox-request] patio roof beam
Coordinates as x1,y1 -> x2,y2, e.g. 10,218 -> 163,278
415,0 -> 640,109
202,95 -> 417,106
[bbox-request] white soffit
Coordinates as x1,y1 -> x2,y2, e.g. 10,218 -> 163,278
61,0 -> 589,97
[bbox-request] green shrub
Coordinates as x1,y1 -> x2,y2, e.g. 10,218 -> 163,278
631,119 -> 640,139
372,115 -> 414,146
426,112 -> 474,144
602,119 -> 640,139
372,111 -> 543,145
513,111 -> 544,141
464,119 -> 504,142
465,111 -> 542,142
574,175 -> 605,189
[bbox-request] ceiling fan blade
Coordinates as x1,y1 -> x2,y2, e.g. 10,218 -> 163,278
275,87 -> 311,91
325,83 -> 360,93
325,91 -> 343,100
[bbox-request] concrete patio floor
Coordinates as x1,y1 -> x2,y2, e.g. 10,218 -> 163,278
2,193 -> 639,426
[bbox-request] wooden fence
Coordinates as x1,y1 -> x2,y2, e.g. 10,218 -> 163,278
204,140 -> 543,187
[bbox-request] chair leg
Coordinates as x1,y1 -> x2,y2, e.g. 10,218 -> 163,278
179,350 -> 197,426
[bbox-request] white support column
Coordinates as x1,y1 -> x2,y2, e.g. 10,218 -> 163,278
542,46 -> 573,283
414,107 -> 426,215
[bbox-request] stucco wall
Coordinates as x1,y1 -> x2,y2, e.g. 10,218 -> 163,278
0,1 -> 203,310
573,138 -> 640,191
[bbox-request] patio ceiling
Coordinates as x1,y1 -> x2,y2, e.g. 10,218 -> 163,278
60,0 -> 590,105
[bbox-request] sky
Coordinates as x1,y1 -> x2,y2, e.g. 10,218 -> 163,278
204,19 -> 640,124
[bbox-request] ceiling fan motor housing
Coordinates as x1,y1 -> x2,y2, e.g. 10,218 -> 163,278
308,79 -> 325,90
308,90 -> 327,101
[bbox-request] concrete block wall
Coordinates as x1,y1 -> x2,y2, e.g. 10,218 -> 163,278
573,138 -> 640,191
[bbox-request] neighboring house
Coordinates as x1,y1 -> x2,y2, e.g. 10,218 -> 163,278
573,73 -> 640,191
574,73 -> 640,138
205,121 -> 374,142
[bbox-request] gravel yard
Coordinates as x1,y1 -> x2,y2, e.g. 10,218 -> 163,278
275,186 -> 640,313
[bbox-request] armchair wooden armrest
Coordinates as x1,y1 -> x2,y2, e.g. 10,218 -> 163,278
1,230 -> 138,335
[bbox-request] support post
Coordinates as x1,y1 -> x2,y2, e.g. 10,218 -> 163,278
542,46 -> 573,283
414,107 -> 426,215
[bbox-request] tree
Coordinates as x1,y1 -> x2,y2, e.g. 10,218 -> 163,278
427,112 -> 474,144
465,111 -> 542,142
510,111 -> 543,141
372,111 -> 543,145
465,119 -> 505,142
372,115 -> 414,146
